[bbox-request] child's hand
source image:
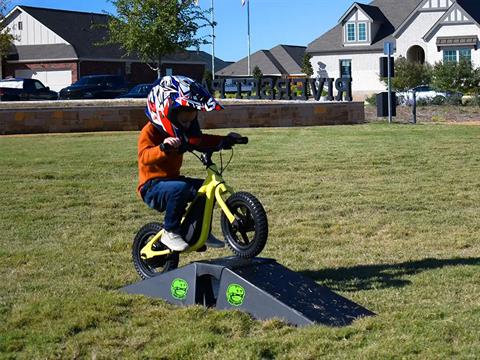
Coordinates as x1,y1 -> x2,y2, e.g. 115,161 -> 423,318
163,137 -> 182,149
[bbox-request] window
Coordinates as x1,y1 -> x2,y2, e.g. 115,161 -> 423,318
18,21 -> 23,31
23,80 -> 35,91
346,23 -> 356,42
443,50 -> 457,63
33,80 -> 45,90
459,49 -> 471,62
358,23 -> 367,41
340,60 -> 352,78
443,49 -> 472,63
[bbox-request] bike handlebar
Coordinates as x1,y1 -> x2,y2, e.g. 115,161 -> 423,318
159,143 -> 176,152
234,136 -> 249,145
160,136 -> 248,153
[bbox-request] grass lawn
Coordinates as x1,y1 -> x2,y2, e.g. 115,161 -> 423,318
1,123 -> 479,359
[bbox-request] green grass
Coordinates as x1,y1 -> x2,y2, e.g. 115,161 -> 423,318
1,124 -> 479,359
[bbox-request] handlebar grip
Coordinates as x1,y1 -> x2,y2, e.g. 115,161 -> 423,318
237,136 -> 249,144
159,143 -> 174,152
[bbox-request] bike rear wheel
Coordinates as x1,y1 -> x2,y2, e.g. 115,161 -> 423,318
132,222 -> 179,279
221,192 -> 268,258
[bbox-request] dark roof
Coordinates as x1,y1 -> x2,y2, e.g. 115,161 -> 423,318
19,5 -> 135,60
216,45 -> 306,77
356,3 -> 390,24
457,0 -> 480,24
270,45 -> 306,73
307,0 -> 422,54
7,44 -> 77,61
14,5 -> 228,67
339,2 -> 389,24
189,51 -> 232,72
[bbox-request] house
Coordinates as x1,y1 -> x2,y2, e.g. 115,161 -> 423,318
307,0 -> 480,99
216,45 -> 306,78
0,5 -> 230,91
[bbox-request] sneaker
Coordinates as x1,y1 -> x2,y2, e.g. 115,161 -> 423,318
205,233 -> 225,248
160,230 -> 189,251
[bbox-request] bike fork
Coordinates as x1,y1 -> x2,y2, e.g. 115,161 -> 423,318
215,184 -> 236,225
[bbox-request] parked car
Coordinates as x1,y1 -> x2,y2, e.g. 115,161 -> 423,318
397,85 -> 462,105
0,78 -> 58,101
117,83 -> 154,99
59,75 -> 129,100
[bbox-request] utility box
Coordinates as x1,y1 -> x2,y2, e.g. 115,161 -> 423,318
379,57 -> 395,78
376,91 -> 396,117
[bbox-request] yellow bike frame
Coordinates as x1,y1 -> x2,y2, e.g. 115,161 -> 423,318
140,164 -> 236,260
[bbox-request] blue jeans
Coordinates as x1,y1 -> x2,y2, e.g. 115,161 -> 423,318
141,177 -> 204,231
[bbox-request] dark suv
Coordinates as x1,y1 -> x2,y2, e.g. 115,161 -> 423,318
0,78 -> 58,101
59,75 -> 128,100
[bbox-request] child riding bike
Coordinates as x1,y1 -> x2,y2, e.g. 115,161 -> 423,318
138,75 -> 241,252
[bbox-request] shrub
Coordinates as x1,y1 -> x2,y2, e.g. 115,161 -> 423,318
301,53 -> 314,78
432,59 -> 480,94
416,97 -> 431,106
365,94 -> 376,105
252,66 -> 263,82
445,93 -> 463,106
431,95 -> 446,106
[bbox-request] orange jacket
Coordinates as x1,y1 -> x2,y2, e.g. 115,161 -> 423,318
137,122 -> 224,195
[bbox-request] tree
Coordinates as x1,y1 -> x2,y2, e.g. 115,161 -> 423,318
202,69 -> 212,91
107,0 -> 211,78
0,0 -> 14,79
252,65 -> 262,81
301,53 -> 314,78
382,56 -> 432,91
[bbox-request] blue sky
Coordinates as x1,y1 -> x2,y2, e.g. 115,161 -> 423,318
8,0 -> 355,62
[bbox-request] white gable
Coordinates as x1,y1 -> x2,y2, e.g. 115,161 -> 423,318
423,3 -> 478,41
357,11 -> 369,22
421,0 -> 453,10
345,8 -> 369,23
443,8 -> 471,23
5,8 -> 69,46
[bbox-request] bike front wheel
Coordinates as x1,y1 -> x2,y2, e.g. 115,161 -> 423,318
132,222 -> 179,279
221,192 -> 268,258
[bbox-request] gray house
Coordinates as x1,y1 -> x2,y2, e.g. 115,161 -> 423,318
216,45 -> 306,78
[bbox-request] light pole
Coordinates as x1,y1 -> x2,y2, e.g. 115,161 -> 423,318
211,0 -> 215,79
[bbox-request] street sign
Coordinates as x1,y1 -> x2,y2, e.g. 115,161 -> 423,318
383,41 -> 395,56
383,41 -> 395,124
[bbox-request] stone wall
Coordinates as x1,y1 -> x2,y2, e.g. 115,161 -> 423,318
0,100 -> 364,135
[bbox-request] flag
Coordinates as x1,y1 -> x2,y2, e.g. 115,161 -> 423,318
242,0 -> 247,6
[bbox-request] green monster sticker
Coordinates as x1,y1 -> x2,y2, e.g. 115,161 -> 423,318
171,278 -> 189,300
226,284 -> 246,306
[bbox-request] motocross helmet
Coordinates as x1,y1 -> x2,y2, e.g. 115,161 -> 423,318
145,75 -> 223,137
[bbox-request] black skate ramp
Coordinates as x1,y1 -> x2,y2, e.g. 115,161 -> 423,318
121,257 -> 374,327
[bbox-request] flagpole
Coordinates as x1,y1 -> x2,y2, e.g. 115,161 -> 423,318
247,0 -> 251,76
211,0 -> 215,79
